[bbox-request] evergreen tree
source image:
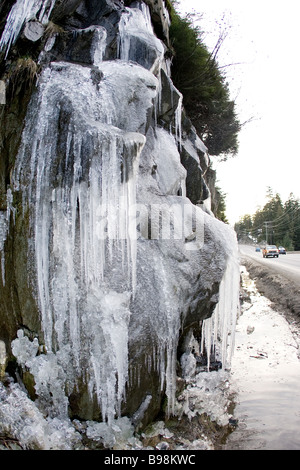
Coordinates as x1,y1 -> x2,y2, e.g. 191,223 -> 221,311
234,214 -> 253,241
169,6 -> 240,158
214,186 -> 228,223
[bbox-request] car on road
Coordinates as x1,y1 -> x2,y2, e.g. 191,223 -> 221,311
262,245 -> 279,258
278,246 -> 286,254
255,247 -> 261,252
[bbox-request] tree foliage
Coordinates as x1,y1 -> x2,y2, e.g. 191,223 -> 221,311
214,185 -> 228,223
234,189 -> 300,250
169,5 -> 240,158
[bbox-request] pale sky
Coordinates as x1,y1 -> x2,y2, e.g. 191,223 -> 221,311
177,0 -> 300,225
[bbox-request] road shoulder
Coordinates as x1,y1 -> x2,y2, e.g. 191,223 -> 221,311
240,254 -> 300,327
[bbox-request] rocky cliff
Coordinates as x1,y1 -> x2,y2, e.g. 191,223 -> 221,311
0,0 -> 239,449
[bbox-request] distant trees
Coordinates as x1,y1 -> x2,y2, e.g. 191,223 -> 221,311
168,4 -> 240,158
234,189 -> 300,250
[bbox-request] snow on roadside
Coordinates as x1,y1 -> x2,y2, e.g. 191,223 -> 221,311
224,266 -> 300,450
232,265 -> 300,378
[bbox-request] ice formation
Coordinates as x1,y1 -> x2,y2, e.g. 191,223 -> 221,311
0,0 -> 241,448
201,254 -> 241,371
9,2 -> 181,426
0,0 -> 57,58
12,57 -> 155,423
118,2 -> 165,73
0,189 -> 15,285
0,380 -> 82,450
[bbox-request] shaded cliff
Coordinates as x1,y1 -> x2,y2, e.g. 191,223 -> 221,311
0,0 -> 239,449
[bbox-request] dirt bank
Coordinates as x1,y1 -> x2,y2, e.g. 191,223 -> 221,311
240,254 -> 300,328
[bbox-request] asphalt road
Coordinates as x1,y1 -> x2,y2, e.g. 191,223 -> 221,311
239,244 -> 300,285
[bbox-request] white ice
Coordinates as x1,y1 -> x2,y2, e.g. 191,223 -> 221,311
0,380 -> 82,450
118,2 -> 165,74
201,254 -> 240,371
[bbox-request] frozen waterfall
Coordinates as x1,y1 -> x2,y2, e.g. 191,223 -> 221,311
11,57 -> 155,423
0,0 -> 241,445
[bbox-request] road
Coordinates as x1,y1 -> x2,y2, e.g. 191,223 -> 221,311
239,244 -> 300,285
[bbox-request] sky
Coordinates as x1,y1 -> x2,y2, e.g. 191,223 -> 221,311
177,0 -> 300,225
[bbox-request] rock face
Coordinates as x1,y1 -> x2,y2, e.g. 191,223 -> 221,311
0,0 -> 239,440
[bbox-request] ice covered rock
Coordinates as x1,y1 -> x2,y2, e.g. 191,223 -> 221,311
118,2 -> 165,74
86,416 -> 134,449
41,25 -> 107,66
143,0 -> 170,44
179,116 -> 211,206
0,0 -> 240,438
0,0 -> 57,58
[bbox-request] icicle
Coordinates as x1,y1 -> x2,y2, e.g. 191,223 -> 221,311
0,213 -> 7,286
6,188 -> 16,224
165,337 -> 178,416
0,188 -> 16,286
201,253 -> 240,371
154,69 -> 164,128
201,316 -> 213,372
88,26 -> 107,67
36,0 -> 56,23
0,0 -> 57,58
175,94 -> 183,150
